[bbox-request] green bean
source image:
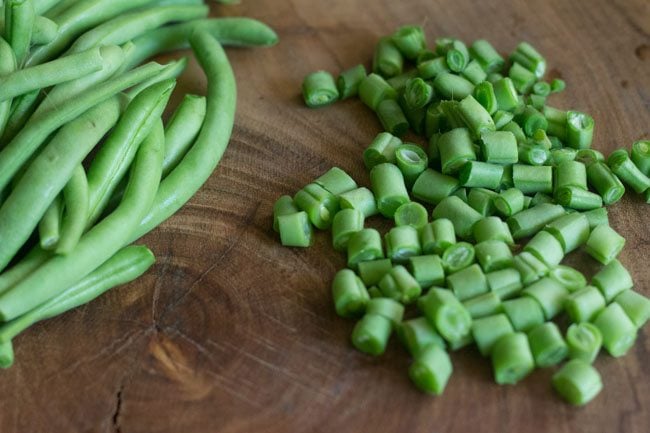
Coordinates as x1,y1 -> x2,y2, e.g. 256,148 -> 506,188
55,165 -> 88,254
395,144 -> 427,186
0,340 -> 14,368
358,259 -> 392,287
420,219 -> 456,255
432,195 -> 482,240
502,297 -> 545,332
351,313 -> 392,356
522,277 -> 569,320
385,225 -> 421,263
277,211 -> 312,248
433,72 -> 475,100
566,322 -> 602,363
392,25 -> 426,60
331,269 -> 369,318
507,203 -> 565,239
372,36 -> 403,78
378,265 -> 421,304
302,70 -> 339,108
486,268 -> 522,300
442,241 -> 475,273
25,0 -> 159,66
67,4 -> 208,54
584,224 -> 625,265
123,18 -> 278,70
418,288 -> 472,344
127,57 -> 187,99
591,259 -> 633,303
85,79 -> 175,226
398,317 -> 446,357
607,148 -> 650,194
524,230 -> 564,267
631,140 -> 650,176
447,263 -> 488,301
38,194 -> 62,250
474,240 -> 513,272
339,187 -> 378,217
370,163 -> 410,218
43,0 -> 79,18
0,247 -> 50,296
0,118 -> 164,321
162,94 -> 206,176
564,286 -> 605,323
0,96 -> 122,271
409,344 -> 453,395
0,37 -> 17,138
5,0 -> 35,65
527,322 -> 567,367
408,255 -> 445,288
0,90 -> 39,144
337,64 -> 366,99
549,265 -> 586,292
544,212 -> 590,254
0,245 -> 154,344
614,290 -> 650,329
593,303 -> 637,357
552,359 -> 602,405
31,15 -> 59,45
467,188 -> 498,216
126,33 -> 239,244
491,332 -> 535,385
331,209 -> 364,251
411,168 -> 459,205
0,59 -> 166,196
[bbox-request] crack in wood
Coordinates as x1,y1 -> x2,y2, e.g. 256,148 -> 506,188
112,384 -> 124,433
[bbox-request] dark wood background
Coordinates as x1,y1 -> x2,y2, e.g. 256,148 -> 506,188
1,0 -> 649,432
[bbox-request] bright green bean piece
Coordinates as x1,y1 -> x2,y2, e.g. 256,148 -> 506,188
31,15 -> 58,45
607,148 -> 650,194
394,202 -> 428,229
459,161 -> 503,189
469,39 -> 504,73
458,94 -> 495,138
332,209 -> 364,251
347,228 -> 384,270
566,111 -> 594,149
38,194 -> 62,250
339,187 -> 378,218
544,212 -> 590,254
378,265 -> 421,305
420,219 -> 456,255
586,161 -> 625,205
584,224 -> 625,265
502,297 -> 545,332
433,72 -> 474,101
363,132 -> 401,169
474,240 -> 513,272
480,130 -> 518,165
418,288 -> 472,343
279,211 -> 312,247
446,263 -> 487,301
370,163 -> 409,218
566,323 -> 602,363
432,196 -> 482,240
631,140 -> 650,176
302,70 -> 338,108
593,303 -> 637,357
591,259 -> 633,302
522,277 -> 569,320
392,25 -> 426,60
411,168 -> 459,205
512,164 -> 553,194
513,252 -> 549,286
0,90 -> 40,143
491,332 -> 535,385
462,291 -> 502,319
555,160 -> 587,191
555,186 -> 603,210
467,188 -> 498,216
385,225 -> 421,263
409,344 -> 453,395
473,81 -> 497,114
614,290 -> 650,329
403,77 -> 433,109
553,359 -> 602,405
5,0 -> 35,65
272,195 -> 298,233
494,188 -> 524,217
0,340 -> 14,368
359,73 -> 397,111
473,216 -> 514,245
548,265 -> 587,292
510,42 -> 546,78
398,317 -> 446,357
358,259 -> 392,287
408,255 -> 445,289
351,313 -> 392,356
581,207 -> 608,229
486,268 -> 523,300
508,62 -> 536,93
366,298 -> 405,328
332,269 -> 370,318
337,64 -> 366,99
493,110 -> 514,130
564,286 -> 605,323
523,230 -> 564,267
527,322 -> 567,367
507,203 -> 565,240
0,245 -> 155,344
315,167 -> 357,196
293,183 -> 338,230
472,313 -> 513,356
395,144 -> 428,186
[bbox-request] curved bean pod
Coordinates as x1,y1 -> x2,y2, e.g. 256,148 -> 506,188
43,0 -> 80,19
0,245 -> 155,344
124,17 -> 279,69
26,0 -> 158,66
0,248 -> 50,296
38,194 -> 62,250
31,15 -> 58,45
86,78 -> 175,226
5,0 -> 35,65
0,95 -> 123,271
162,94 -> 207,176
128,31 -> 236,242
0,340 -> 14,368
0,46 -> 105,102
0,90 -> 39,144
33,0 -> 62,14
0,57 -> 166,194
67,4 -> 209,54
0,118 -> 164,321
126,57 -> 187,99
34,42 -> 124,116
56,165 -> 89,254
0,37 -> 17,138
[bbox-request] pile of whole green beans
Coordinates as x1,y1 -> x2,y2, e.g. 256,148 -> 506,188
273,26 -> 650,405
0,0 -> 278,369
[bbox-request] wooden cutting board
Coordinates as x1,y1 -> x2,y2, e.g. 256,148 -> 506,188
1,1 -> 649,432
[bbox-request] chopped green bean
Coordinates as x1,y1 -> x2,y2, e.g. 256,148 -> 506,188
472,313 -> 513,356
418,288 -> 472,343
315,167 -> 357,196
592,259 -> 633,302
493,77 -> 519,112
494,188 -> 525,217
462,60 -> 488,85
552,359 -> 602,405
366,297 -> 405,326
491,332 -> 535,385
550,78 -> 566,93
581,207 -> 608,229
522,277 -> 569,320
417,57 -> 449,80
408,255 -> 445,288
513,252 -> 549,285
459,161 -> 504,189
607,148 -> 650,193
363,132 -> 402,169
351,314 -> 392,356
332,269 -> 370,318
486,268 -> 523,300
462,291 -> 502,319
493,110 -> 515,130
392,25 -> 426,60
480,130 -> 518,165
339,187 -> 378,217
508,62 -> 536,93
347,228 -> 384,269
432,196 -> 483,239
404,77 -> 433,109
555,160 -> 587,191
411,168 -> 460,205
614,290 -> 650,329
293,183 -> 339,230
507,203 -> 565,239
302,70 -> 339,108
433,72 -> 475,101
385,225 -> 421,263
473,216 -> 514,245
524,230 -> 565,267
409,344 -> 453,395
278,211 -> 312,248
586,161 -> 625,205
395,144 -> 428,186
337,64 -> 367,99
467,188 -> 498,216
332,208 -> 364,251
584,224 -> 625,265
420,219 -> 456,255
544,212 -> 590,253
512,164 -> 553,194
394,202 -> 428,229
370,163 -> 410,218
593,303 -> 637,357
469,39 -> 504,73
377,98 -> 409,136
398,317 -> 446,357
566,323 -> 602,363
502,297 -> 545,332
515,106 -> 548,137
631,140 -> 650,176
442,241 -> 475,273
511,42 -> 546,78
548,265 -> 587,292
447,264 -> 488,301
474,240 -> 513,272
564,286 -> 605,323
359,73 -> 397,111
273,195 -> 299,232
527,322 -> 567,367
358,259 -> 393,287
373,37 -> 403,78
566,111 -> 594,149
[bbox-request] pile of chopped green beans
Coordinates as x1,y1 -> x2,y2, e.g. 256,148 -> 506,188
274,26 -> 650,405
0,0 -> 278,369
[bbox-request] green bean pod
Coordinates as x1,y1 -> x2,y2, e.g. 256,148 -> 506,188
162,94 -> 207,176
56,165 -> 89,254
38,194 -> 62,250
0,119 -> 164,321
5,0 -> 36,65
0,37 -> 17,138
86,79 -> 175,226
0,245 -> 155,344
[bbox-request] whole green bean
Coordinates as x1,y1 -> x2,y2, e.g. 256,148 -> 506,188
126,57 -> 187,98
127,31 -> 236,242
0,37 -> 16,138
0,247 -> 50,296
86,79 -> 175,226
0,96 -> 122,272
43,0 -> 79,19
67,4 -> 208,54
38,194 -> 62,250
0,46 -> 106,102
56,165 -> 88,254
33,0 -> 61,14
0,119 -> 164,321
162,94 -> 207,176
0,245 -> 154,343
0,58 -> 166,196
34,43 -> 124,115
5,0 -> 35,65
25,0 -> 158,66
0,90 -> 39,144
124,18 -> 279,69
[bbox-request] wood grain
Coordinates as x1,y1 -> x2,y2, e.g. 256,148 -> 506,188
1,0 -> 649,432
